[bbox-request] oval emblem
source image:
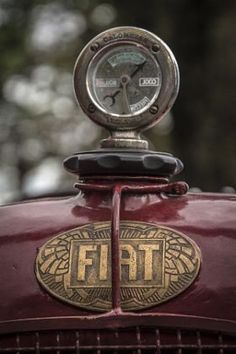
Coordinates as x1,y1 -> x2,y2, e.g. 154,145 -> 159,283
36,222 -> 201,311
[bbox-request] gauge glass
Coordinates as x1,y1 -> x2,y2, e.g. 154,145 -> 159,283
86,44 -> 162,117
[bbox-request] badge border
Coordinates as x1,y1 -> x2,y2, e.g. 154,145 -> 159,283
35,221 -> 202,311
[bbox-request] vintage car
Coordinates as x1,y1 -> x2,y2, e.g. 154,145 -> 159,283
0,27 -> 236,353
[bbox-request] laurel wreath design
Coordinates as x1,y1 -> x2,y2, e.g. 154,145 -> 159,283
36,222 -> 201,311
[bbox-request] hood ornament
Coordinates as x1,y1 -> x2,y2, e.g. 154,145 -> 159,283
64,26 -> 186,188
73,26 -> 179,150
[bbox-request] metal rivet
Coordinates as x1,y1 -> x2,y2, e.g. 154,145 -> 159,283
149,105 -> 159,114
90,42 -> 100,51
88,103 -> 96,113
152,43 -> 160,53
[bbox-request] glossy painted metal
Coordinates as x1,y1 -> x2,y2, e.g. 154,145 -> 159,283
1,180 -> 236,335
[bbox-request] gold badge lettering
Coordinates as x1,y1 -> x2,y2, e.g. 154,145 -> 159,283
99,244 -> 108,280
36,222 -> 201,311
120,244 -> 137,280
77,244 -> 97,281
139,244 -> 160,281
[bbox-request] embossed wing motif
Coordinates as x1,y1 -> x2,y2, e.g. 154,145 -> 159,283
36,222 -> 201,311
38,236 -> 71,275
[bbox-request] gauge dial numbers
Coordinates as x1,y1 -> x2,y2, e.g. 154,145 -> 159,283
74,27 -> 179,131
87,44 -> 162,117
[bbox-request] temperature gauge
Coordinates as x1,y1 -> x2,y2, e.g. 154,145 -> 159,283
74,27 -> 179,144
87,44 -> 162,116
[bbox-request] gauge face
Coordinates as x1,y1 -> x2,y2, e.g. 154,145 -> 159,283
74,27 -> 179,133
86,44 -> 162,117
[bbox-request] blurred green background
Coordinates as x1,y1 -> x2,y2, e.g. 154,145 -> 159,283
0,0 -> 235,204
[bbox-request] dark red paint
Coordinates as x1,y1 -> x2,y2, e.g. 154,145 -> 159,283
0,179 -> 236,336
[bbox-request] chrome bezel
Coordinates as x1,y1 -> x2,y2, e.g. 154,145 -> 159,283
86,42 -> 162,118
73,26 -> 179,132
